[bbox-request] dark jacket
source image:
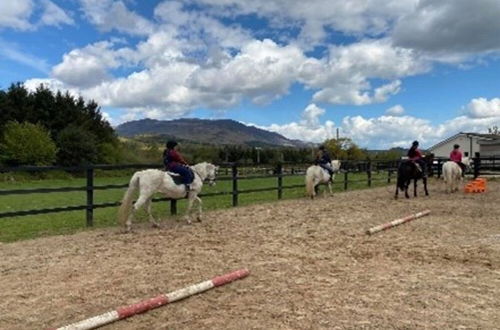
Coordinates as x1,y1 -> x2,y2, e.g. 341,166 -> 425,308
163,149 -> 188,170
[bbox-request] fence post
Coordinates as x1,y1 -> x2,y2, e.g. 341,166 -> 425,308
277,163 -> 283,199
344,171 -> 348,190
232,163 -> 238,207
170,200 -> 177,215
387,169 -> 391,184
86,166 -> 94,227
367,159 -> 372,187
473,152 -> 481,179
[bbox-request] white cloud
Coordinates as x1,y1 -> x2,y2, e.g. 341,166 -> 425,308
51,41 -> 122,87
0,0 -> 34,30
189,39 -> 306,104
463,98 -> 500,118
385,105 -> 405,116
247,97 -> 500,148
303,39 -> 427,105
192,0 -> 418,45
39,0 -> 74,27
253,103 -> 336,143
0,0 -> 73,30
79,0 -> 155,36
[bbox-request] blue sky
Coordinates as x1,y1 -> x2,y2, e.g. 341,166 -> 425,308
1,0 -> 500,149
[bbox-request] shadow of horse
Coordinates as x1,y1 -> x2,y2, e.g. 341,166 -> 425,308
395,155 -> 434,199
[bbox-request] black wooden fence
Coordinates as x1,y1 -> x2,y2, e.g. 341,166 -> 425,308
2,155 -> 497,226
432,154 -> 500,179
0,160 -> 401,225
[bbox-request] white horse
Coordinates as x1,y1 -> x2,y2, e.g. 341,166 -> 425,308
305,160 -> 341,199
442,157 -> 470,193
117,162 -> 218,231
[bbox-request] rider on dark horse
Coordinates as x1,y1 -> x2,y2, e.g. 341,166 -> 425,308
316,145 -> 334,181
163,140 -> 194,191
407,140 -> 427,177
450,144 -> 466,177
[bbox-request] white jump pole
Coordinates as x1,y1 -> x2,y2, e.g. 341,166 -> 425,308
52,268 -> 250,330
366,210 -> 431,235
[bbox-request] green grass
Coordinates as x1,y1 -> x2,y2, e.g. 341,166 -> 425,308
0,170 -> 391,242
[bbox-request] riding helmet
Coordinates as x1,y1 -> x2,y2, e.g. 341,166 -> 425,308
166,140 -> 178,149
412,140 -> 419,146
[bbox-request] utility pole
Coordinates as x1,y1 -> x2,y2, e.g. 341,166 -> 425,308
336,128 -> 340,140
255,147 -> 262,164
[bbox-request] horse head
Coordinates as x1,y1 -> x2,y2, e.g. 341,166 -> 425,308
331,160 -> 341,173
462,156 -> 471,168
205,163 -> 218,186
192,162 -> 218,186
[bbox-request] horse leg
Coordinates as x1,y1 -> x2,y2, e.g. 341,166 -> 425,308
414,179 -> 418,197
126,194 -> 149,232
327,181 -> 333,196
405,180 -> 410,199
145,199 -> 160,228
195,196 -> 203,222
184,193 -> 195,224
423,177 -> 429,196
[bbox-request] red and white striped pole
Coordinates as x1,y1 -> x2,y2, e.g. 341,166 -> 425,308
366,210 -> 431,235
52,268 -> 249,330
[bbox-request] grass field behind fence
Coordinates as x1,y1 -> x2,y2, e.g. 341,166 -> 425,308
0,169 -> 391,242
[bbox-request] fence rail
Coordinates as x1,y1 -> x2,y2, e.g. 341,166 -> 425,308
1,155 -> 497,225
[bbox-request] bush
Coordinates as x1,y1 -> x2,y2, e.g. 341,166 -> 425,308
0,121 -> 57,165
56,126 -> 98,166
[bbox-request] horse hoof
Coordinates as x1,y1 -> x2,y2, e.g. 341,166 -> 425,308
196,217 -> 202,222
151,223 -> 160,228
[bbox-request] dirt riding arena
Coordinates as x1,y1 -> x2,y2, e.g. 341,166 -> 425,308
1,179 -> 500,329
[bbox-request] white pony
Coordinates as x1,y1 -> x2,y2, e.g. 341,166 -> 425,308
117,162 -> 218,231
305,160 -> 341,199
442,157 -> 470,193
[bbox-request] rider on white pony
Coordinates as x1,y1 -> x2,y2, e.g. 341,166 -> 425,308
163,140 -> 194,191
316,145 -> 334,181
450,144 -> 466,177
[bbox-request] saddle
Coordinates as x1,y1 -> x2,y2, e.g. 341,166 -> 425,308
165,171 -> 185,186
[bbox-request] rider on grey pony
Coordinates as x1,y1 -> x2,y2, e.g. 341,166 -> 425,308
316,145 -> 334,180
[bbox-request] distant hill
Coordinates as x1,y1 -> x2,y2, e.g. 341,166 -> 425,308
115,118 -> 312,147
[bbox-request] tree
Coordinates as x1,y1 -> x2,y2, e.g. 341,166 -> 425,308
0,83 -> 121,165
323,138 -> 368,160
56,126 -> 98,166
0,121 -> 57,165
488,125 -> 500,135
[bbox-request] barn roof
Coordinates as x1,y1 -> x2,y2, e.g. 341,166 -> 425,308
428,132 -> 498,151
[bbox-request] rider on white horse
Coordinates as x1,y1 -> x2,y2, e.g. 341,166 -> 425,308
316,145 -> 334,182
163,140 -> 194,191
450,144 -> 466,177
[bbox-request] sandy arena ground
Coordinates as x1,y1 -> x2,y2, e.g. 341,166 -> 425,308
1,179 -> 500,329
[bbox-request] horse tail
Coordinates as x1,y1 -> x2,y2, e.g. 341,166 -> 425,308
305,167 -> 315,198
117,172 -> 140,227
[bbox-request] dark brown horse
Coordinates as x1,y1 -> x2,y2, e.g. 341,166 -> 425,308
395,154 -> 434,199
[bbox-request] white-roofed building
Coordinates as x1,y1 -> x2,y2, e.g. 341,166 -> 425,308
428,132 -> 499,158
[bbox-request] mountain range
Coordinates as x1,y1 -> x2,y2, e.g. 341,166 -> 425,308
115,118 -> 311,147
